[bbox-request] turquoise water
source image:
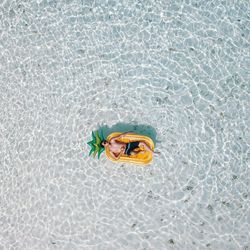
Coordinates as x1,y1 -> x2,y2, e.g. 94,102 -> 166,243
0,0 -> 249,249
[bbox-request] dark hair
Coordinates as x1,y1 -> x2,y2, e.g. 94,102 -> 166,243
101,140 -> 107,148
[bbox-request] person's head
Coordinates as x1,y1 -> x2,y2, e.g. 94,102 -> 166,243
101,140 -> 108,147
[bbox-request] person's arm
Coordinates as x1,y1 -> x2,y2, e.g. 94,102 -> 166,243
110,131 -> 135,141
110,151 -> 123,160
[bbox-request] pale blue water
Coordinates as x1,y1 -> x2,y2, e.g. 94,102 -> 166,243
0,0 -> 249,249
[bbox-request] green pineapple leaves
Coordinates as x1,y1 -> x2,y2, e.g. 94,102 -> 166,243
87,131 -> 105,159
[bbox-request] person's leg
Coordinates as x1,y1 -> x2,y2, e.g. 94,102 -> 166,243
130,150 -> 144,156
139,142 -> 160,154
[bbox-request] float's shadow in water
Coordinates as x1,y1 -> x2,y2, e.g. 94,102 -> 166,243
97,123 -> 160,145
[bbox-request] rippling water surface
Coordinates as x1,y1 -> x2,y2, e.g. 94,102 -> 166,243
0,0 -> 249,249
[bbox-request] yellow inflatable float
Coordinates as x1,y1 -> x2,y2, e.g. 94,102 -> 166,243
87,131 -> 155,165
106,132 -> 154,165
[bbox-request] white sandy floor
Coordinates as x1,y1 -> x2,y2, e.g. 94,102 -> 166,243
0,0 -> 249,249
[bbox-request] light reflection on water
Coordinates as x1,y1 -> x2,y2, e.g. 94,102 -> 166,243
0,0 -> 249,249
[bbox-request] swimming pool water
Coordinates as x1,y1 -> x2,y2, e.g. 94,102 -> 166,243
0,0 -> 249,249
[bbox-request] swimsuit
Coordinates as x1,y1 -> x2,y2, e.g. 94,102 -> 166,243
124,141 -> 140,155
